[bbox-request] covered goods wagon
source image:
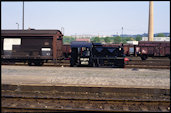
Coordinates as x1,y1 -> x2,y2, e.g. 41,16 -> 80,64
1,30 -> 63,65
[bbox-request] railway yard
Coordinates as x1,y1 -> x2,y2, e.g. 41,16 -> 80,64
1,57 -> 170,112
1,1 -> 170,112
1,29 -> 170,112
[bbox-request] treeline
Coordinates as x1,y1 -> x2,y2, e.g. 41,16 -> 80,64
63,35 -> 142,44
91,36 -> 142,44
63,36 -> 75,44
63,33 -> 168,44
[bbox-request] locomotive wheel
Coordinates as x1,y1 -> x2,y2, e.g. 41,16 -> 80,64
92,62 -> 96,67
119,64 -> 125,68
70,64 -> 74,67
70,59 -> 75,67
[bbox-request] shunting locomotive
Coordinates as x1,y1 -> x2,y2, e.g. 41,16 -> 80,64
70,41 -> 125,68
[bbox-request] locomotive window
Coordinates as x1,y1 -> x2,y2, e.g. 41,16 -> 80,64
3,38 -> 21,50
81,47 -> 90,57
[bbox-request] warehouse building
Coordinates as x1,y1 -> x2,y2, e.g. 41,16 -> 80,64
142,37 -> 170,41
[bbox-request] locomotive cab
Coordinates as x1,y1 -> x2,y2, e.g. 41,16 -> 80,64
70,41 -> 92,67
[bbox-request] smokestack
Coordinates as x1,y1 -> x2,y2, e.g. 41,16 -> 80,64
148,1 -> 154,41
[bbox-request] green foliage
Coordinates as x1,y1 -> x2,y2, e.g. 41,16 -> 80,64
122,40 -> 127,44
104,37 -> 111,43
92,37 -> 100,43
135,35 -> 142,41
64,35 -> 142,44
130,37 -> 135,41
113,36 -> 121,44
156,33 -> 165,37
91,36 -> 137,44
63,36 -> 75,44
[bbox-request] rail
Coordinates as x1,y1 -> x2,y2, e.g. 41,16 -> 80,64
2,84 -> 170,112
2,95 -> 170,112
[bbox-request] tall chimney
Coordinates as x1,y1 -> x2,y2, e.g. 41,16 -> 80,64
148,1 -> 154,41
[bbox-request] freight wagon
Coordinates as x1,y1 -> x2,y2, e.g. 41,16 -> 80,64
62,44 -> 71,59
1,30 -> 63,66
70,41 -> 125,67
136,41 -> 170,60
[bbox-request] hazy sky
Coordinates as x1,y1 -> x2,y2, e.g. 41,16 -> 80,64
1,1 -> 170,36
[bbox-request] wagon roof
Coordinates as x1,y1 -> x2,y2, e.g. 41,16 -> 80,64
1,29 -> 63,36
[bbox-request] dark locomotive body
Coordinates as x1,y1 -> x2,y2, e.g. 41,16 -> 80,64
70,41 -> 125,68
1,30 -> 63,66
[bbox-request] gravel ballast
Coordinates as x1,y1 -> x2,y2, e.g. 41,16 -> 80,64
1,65 -> 170,89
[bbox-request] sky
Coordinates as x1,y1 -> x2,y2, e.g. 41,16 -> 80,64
1,1 -> 170,36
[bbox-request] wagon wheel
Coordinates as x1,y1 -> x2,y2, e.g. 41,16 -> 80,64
34,61 -> 44,66
28,62 -> 34,66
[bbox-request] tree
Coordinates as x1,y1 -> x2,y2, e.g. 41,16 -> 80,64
135,35 -> 142,41
92,37 -> 100,43
156,33 -> 165,37
122,39 -> 127,44
63,36 -> 75,44
113,36 -> 121,44
104,37 -> 111,43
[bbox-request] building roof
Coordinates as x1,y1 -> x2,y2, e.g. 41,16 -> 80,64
1,29 -> 63,36
75,38 -> 90,42
142,37 -> 170,41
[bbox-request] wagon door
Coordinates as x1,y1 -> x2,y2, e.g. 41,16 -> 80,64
165,43 -> 170,56
124,46 -> 129,55
141,47 -> 148,55
135,46 -> 140,56
160,43 -> 165,56
148,47 -> 154,56
56,39 -> 63,59
154,47 -> 160,56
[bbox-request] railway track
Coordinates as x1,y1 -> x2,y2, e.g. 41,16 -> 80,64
2,59 -> 170,69
2,94 -> 170,112
2,84 -> 170,112
125,59 -> 170,69
127,60 -> 170,66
